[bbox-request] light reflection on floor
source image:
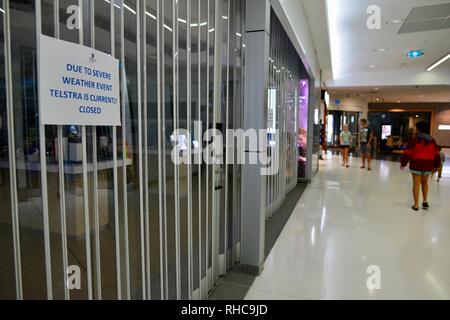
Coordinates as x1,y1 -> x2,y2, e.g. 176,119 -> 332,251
246,152 -> 450,300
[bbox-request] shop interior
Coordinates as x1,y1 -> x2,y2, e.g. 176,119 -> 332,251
368,111 -> 432,154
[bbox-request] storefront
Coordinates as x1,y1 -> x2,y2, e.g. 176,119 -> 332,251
0,0 -> 311,301
265,9 -> 312,217
0,0 -> 248,300
368,102 -> 450,151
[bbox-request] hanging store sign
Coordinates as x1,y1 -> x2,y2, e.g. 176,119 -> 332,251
38,35 -> 121,126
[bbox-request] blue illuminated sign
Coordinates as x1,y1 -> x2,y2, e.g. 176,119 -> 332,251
408,50 -> 424,59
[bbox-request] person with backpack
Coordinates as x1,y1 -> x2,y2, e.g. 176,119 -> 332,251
401,121 -> 441,211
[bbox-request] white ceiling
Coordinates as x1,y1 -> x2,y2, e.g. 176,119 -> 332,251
302,0 -> 450,102
300,0 -> 331,72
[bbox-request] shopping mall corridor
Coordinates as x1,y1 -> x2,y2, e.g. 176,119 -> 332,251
245,151 -> 450,300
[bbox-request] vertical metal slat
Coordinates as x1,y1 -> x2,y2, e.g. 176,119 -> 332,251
186,0 -> 193,300
156,0 -> 166,300
120,0 -> 132,300
136,0 -> 147,300
111,0 -> 122,301
143,0 -> 152,300
4,0 -> 23,300
90,0 -> 102,301
35,0 -> 53,300
53,0 -> 71,301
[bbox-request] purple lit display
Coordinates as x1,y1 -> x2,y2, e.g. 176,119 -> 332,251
298,79 -> 309,179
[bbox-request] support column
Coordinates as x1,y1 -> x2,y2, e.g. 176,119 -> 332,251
240,0 -> 270,275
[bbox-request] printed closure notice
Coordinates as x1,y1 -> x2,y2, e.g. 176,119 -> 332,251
38,34 -> 121,126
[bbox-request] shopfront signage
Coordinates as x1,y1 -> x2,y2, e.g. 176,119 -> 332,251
38,35 -> 121,126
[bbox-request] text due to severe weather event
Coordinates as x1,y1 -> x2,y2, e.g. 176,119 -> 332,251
39,34 -> 121,126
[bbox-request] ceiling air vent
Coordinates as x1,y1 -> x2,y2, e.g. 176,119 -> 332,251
398,2 -> 450,34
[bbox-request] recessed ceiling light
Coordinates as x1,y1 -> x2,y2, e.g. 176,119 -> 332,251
374,88 -> 379,90
392,19 -> 402,24
369,65 -> 376,69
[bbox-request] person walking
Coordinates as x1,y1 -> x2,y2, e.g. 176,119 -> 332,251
359,119 -> 374,171
340,125 -> 352,168
401,121 -> 441,211
437,146 -> 445,182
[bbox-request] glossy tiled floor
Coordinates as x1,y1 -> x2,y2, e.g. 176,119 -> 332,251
246,151 -> 450,300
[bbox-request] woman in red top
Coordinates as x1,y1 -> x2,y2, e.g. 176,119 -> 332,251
401,121 -> 441,211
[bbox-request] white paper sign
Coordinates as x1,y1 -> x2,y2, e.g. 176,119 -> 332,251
38,35 -> 121,126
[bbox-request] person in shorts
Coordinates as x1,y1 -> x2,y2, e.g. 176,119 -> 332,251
401,121 -> 441,211
359,119 -> 374,171
340,125 -> 352,168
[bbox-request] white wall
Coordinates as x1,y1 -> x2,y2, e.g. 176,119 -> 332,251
326,65 -> 450,88
328,96 -> 369,118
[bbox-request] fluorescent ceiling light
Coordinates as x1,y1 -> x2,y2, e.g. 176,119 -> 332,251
105,0 -> 156,21
123,3 -> 136,14
426,53 -> 450,72
104,0 -> 121,10
190,22 -> 207,27
178,18 -> 187,24
438,125 -> 450,131
146,11 -> 157,20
